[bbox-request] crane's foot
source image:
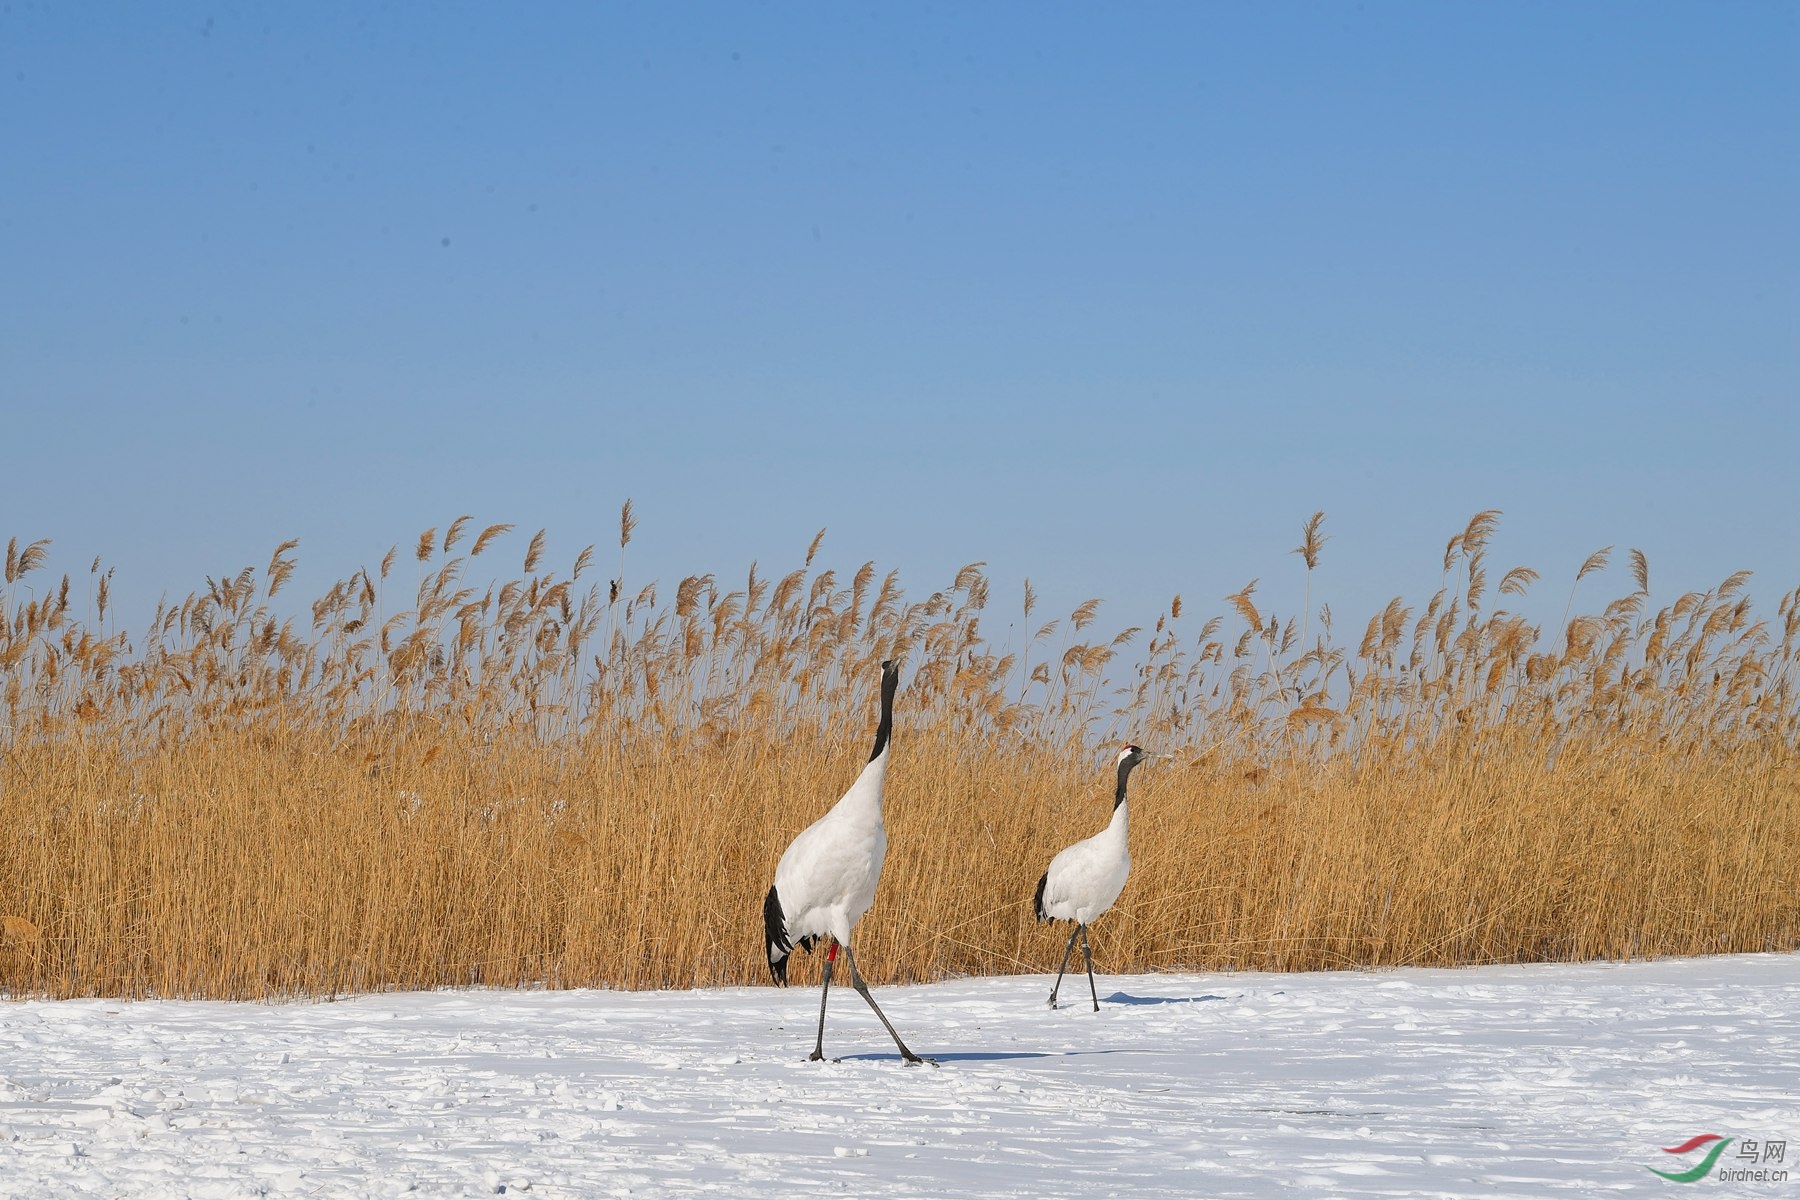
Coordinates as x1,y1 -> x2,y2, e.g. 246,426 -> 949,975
903,1053 -> 941,1068
807,1048 -> 828,1062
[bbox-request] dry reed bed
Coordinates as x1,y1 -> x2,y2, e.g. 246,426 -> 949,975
2,508 -> 1797,999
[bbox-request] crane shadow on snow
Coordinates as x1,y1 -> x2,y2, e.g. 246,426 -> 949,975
836,1050 -> 1056,1064
836,1049 -> 1140,1064
1101,991 -> 1231,1006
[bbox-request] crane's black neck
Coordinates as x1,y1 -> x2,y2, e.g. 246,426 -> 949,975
868,660 -> 899,763
1113,756 -> 1141,810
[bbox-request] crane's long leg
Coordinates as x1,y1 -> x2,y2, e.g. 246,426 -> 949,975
1079,923 -> 1100,1012
807,943 -> 837,1061
843,946 -> 937,1066
1048,925 -> 1080,1008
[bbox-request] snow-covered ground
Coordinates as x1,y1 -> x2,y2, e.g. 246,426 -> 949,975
3,953 -> 1797,1198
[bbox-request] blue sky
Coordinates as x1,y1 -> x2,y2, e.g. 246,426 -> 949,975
2,3 -> 1794,642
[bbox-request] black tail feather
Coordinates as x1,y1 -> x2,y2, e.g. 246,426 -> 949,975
765,886 -> 825,985
764,885 -> 792,985
1033,871 -> 1050,922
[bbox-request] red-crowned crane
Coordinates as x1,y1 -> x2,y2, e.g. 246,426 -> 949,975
762,659 -> 935,1065
1033,743 -> 1152,1010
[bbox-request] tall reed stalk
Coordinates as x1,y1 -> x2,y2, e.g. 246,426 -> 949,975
2,508 -> 1795,998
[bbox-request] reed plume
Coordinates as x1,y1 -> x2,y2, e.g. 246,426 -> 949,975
1,508 -> 1794,1000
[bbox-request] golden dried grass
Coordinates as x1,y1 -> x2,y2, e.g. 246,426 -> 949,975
1,506 -> 1796,999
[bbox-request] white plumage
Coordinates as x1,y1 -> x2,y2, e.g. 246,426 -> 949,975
762,660 -> 933,1064
769,752 -> 888,955
1036,800 -> 1132,925
1034,743 -> 1150,1010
